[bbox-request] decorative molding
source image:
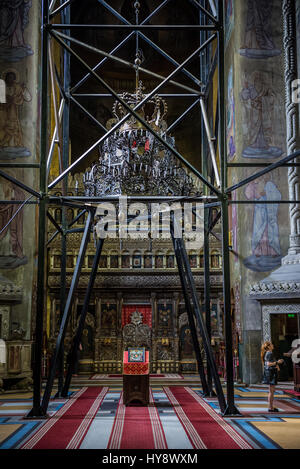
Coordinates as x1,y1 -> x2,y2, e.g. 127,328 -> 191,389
263,304 -> 300,314
48,273 -> 223,289
48,233 -> 222,251
262,303 -> 300,342
0,277 -> 23,304
249,281 -> 300,298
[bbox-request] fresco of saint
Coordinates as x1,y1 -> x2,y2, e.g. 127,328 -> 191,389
0,69 -> 31,159
240,72 -> 283,159
0,0 -> 33,62
227,66 -> 236,161
239,0 -> 281,59
0,179 -> 27,269
243,175 -> 282,272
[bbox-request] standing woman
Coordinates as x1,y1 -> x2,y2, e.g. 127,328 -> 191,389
261,341 -> 284,412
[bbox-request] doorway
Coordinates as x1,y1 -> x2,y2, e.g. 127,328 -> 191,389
271,313 -> 299,381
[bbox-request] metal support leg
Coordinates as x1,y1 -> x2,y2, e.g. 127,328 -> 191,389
55,0 -> 71,399
54,228 -> 67,399
172,237 -> 209,395
221,199 -> 241,416
172,228 -> 226,413
203,207 -> 216,397
62,236 -> 105,397
41,211 -> 93,414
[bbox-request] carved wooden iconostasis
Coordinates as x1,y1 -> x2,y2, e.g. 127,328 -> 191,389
47,230 -> 223,374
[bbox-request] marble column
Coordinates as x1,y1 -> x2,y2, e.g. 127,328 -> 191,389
284,0 -> 300,256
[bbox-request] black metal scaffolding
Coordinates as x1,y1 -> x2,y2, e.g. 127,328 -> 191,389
1,0 -> 299,419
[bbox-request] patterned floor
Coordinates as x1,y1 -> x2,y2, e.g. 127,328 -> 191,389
0,377 -> 299,450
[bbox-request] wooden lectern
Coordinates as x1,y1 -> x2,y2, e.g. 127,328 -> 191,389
123,348 -> 149,406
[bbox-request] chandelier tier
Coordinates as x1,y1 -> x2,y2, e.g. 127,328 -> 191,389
83,82 -> 202,197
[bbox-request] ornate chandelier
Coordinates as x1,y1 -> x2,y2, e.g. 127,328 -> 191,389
83,81 -> 202,197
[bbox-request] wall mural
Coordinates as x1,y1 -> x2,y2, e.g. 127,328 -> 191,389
225,0 -> 234,46
0,68 -> 32,159
227,65 -> 236,161
0,178 -> 27,269
0,1 -> 33,63
243,174 -> 282,272
222,0 -> 288,385
240,71 -> 283,159
0,1 -> 39,347
239,0 -> 281,59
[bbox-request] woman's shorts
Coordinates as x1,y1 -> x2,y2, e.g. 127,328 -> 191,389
262,367 -> 278,385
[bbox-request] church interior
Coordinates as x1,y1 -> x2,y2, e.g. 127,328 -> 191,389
0,0 -> 300,453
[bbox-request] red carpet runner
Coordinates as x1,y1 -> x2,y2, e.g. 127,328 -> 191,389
164,386 -> 252,449
21,387 -> 108,449
283,389 -> 300,398
20,386 -> 252,449
108,389 -> 167,449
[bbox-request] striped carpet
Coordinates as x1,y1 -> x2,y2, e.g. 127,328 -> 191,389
89,374 -> 183,380
17,386 -> 252,449
108,389 -> 167,449
164,386 -> 252,449
20,387 -> 108,449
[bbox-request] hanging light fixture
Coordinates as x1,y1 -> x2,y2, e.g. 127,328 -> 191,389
83,1 -> 202,198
